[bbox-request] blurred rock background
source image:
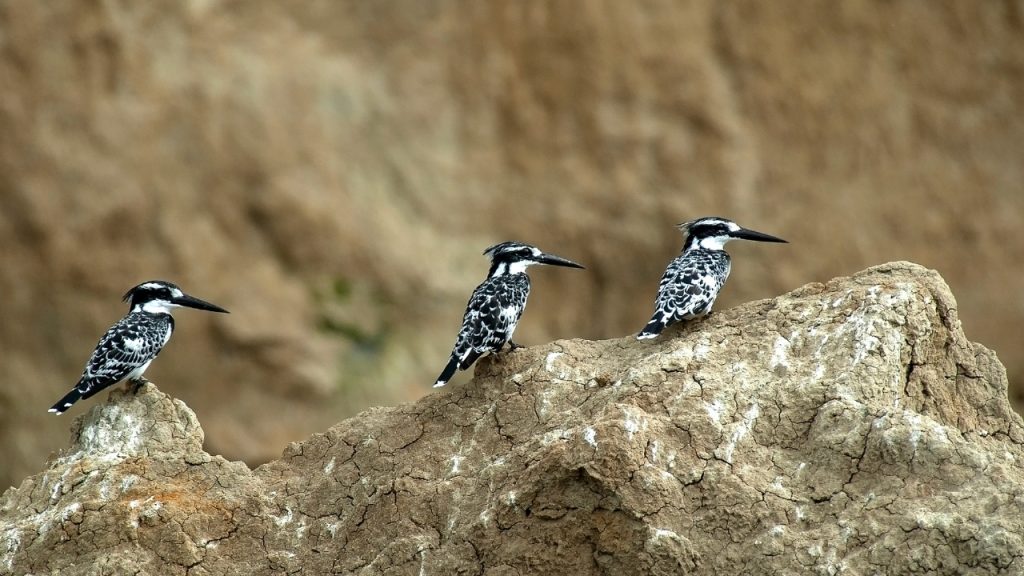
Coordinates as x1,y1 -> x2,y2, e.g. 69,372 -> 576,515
0,0 -> 1021,489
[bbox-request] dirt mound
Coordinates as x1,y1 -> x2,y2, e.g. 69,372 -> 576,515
2,263 -> 1021,575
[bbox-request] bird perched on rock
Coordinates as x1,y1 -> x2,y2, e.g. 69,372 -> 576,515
638,217 -> 786,340
49,281 -> 229,414
434,241 -> 584,387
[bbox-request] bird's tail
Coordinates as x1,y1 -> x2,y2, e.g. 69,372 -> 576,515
48,387 -> 83,415
433,357 -> 460,388
637,318 -> 665,340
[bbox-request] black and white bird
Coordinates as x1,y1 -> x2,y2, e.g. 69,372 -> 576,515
433,241 -> 584,388
49,281 -> 229,414
637,217 -> 786,340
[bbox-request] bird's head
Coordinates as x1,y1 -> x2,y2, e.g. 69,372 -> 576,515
678,217 -> 787,251
123,281 -> 230,315
483,241 -> 585,277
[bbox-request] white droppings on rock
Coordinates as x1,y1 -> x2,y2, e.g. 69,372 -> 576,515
484,455 -> 507,469
50,468 -> 72,502
2,528 -> 19,573
721,404 -> 760,464
98,478 -> 114,500
450,455 -> 463,474
669,346 -> 694,362
583,427 -> 597,448
930,422 -> 952,444
771,335 -> 790,369
813,364 -> 826,380
544,352 -> 565,377
326,521 -> 341,537
273,507 -> 294,527
811,332 -> 831,358
693,341 -> 711,359
622,410 -> 645,440
59,406 -> 146,468
121,474 -> 138,493
848,314 -> 882,366
908,428 -> 922,450
136,499 -> 162,525
706,399 -> 725,425
651,528 -> 681,541
28,501 -> 84,538
324,457 -> 336,475
60,503 -> 81,522
835,284 -> 915,372
831,290 -> 853,308
539,429 -> 569,445
536,389 -> 554,419
899,410 -> 955,452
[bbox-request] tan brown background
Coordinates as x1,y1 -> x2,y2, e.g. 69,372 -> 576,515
1,0 -> 1021,489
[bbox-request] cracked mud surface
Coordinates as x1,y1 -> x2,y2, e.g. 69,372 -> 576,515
3,262 -> 1023,575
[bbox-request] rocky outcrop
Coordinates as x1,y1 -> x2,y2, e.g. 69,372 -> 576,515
2,262 -> 1022,575
2,0 -> 1024,491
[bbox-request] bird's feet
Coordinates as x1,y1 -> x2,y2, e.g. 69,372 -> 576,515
128,377 -> 150,394
506,340 -> 524,352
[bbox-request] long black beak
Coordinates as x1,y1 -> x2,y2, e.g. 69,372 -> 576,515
730,228 -> 788,243
535,252 -> 585,269
173,293 -> 230,313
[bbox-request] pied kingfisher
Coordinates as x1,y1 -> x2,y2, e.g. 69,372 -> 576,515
433,241 -> 584,388
637,217 -> 786,340
49,281 -> 229,414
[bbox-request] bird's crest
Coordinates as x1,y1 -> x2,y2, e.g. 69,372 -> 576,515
483,241 -> 536,259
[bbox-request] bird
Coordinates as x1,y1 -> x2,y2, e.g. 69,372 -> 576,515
433,241 -> 584,388
637,217 -> 787,340
49,280 -> 229,414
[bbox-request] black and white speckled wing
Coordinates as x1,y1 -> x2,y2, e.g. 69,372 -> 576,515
638,249 -> 731,339
49,312 -> 174,413
456,274 -> 530,363
434,274 -> 530,387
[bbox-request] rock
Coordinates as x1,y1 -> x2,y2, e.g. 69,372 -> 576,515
0,386 -> 261,574
2,262 -> 1022,575
2,0 -> 1024,491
